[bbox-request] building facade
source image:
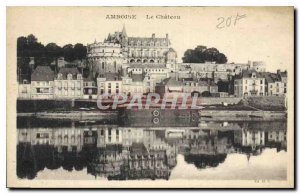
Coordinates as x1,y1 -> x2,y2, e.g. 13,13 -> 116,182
87,42 -> 124,76
97,73 -> 122,96
234,70 -> 265,97
87,26 -> 177,78
53,68 -> 83,99
263,70 -> 287,96
122,74 -> 155,96
30,66 -> 55,99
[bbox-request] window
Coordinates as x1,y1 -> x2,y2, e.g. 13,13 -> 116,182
260,80 -> 263,84
21,86 -> 27,93
67,74 -> 72,80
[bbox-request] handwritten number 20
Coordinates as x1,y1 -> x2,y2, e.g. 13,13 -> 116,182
217,13 -> 246,29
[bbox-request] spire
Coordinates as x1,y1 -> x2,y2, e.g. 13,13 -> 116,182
122,24 -> 127,37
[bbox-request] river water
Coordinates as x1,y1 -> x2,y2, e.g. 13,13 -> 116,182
16,117 -> 287,180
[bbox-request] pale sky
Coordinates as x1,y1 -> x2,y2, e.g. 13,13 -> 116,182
7,7 -> 294,72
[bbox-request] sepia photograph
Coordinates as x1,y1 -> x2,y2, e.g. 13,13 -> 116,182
6,6 -> 294,188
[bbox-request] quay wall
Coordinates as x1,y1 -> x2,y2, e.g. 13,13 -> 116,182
201,110 -> 287,121
17,99 -> 98,113
197,97 -> 242,105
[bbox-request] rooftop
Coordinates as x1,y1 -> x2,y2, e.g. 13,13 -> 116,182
131,74 -> 145,82
98,72 -> 121,81
31,66 -> 55,81
57,67 -> 81,79
237,70 -> 264,79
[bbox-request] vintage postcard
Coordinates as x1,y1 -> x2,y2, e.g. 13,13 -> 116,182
7,6 -> 294,188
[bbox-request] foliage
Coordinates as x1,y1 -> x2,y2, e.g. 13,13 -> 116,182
17,34 -> 87,65
182,45 -> 228,64
17,34 -> 87,81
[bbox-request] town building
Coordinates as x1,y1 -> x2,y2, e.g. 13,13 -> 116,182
127,64 -> 169,84
83,73 -> 98,99
18,128 -> 54,145
18,80 -> 31,99
177,61 -> 266,83
53,67 -> 83,99
30,66 -> 55,99
96,126 -> 122,148
263,70 -> 287,96
234,70 -> 265,97
156,77 -> 219,98
234,129 -> 265,148
87,26 -> 177,78
54,127 -> 84,153
97,73 -> 122,96
122,73 -> 155,96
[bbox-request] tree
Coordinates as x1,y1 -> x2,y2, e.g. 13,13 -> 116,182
16,34 -> 88,81
45,43 -> 63,64
63,44 -> 75,62
73,43 -> 87,60
182,45 -> 228,64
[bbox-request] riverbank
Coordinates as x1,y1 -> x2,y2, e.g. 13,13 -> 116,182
17,109 -> 287,122
17,111 -> 118,121
200,110 -> 287,121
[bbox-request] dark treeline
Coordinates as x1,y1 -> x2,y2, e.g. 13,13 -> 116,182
182,45 -> 228,64
17,34 -> 87,64
17,34 -> 87,82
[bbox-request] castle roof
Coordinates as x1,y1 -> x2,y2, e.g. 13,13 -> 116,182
131,74 -> 144,82
57,67 -> 81,79
98,72 -> 121,81
236,70 -> 264,79
31,66 -> 55,81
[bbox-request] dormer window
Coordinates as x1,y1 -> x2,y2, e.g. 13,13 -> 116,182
58,73 -> 63,79
67,73 -> 72,80
77,74 -> 82,80
252,73 -> 256,78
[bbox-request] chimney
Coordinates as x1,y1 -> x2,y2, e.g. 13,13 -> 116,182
277,69 -> 281,75
166,33 -> 169,39
152,33 -> 155,39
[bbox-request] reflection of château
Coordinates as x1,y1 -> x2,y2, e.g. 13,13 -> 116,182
17,121 -> 287,180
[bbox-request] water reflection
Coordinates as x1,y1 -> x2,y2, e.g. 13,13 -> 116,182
17,119 -> 287,180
